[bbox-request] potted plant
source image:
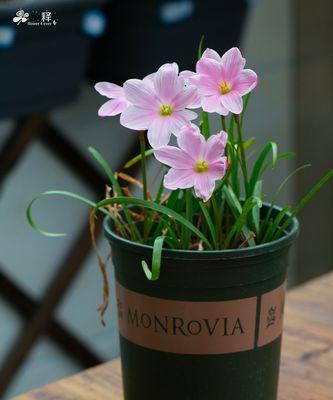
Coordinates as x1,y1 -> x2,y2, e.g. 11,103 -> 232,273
28,45 -> 333,400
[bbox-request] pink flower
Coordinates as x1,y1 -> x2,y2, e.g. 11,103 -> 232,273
189,47 -> 258,115
154,124 -> 228,202
95,82 -> 130,117
120,63 -> 198,148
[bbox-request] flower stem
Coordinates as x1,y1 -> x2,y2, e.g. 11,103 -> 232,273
201,111 -> 210,139
221,115 -> 227,132
139,131 -> 148,240
182,189 -> 193,249
234,114 -> 249,196
211,194 -> 221,247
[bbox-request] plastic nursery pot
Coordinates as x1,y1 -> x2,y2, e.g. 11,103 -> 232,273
104,205 -> 299,400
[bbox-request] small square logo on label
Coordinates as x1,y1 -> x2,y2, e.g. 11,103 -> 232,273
258,282 -> 286,347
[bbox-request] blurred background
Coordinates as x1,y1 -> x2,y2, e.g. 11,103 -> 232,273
0,0 -> 332,398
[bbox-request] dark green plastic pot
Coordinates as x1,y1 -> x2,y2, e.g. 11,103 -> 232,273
104,205 -> 299,400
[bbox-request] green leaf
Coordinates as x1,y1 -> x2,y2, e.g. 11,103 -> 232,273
123,149 -> 154,169
223,197 -> 259,249
198,35 -> 205,59
243,137 -> 256,150
95,196 -> 213,249
151,190 -> 180,241
249,142 -> 278,195
199,201 -> 219,249
273,168 -> 333,241
262,206 -> 291,243
249,180 -> 263,235
88,147 -> 142,242
259,164 -> 311,241
222,185 -> 256,247
141,236 -> 166,281
26,190 -> 125,237
261,151 -> 296,174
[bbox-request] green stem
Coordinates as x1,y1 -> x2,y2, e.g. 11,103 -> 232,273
139,131 -> 148,240
211,194 -> 221,247
234,114 -> 249,196
201,111 -> 210,139
221,115 -> 227,132
182,189 -> 193,249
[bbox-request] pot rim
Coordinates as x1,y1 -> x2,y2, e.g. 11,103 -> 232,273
103,203 -> 299,260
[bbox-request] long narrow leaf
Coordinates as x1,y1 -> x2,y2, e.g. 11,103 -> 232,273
223,197 -> 258,249
123,149 -> 154,169
259,164 -> 311,241
273,168 -> 333,240
222,185 -> 256,246
249,180 -> 263,236
249,142 -> 277,195
199,201 -> 218,249
141,236 -> 166,281
26,190 -> 125,237
95,196 -> 213,249
89,147 -> 142,241
261,152 -> 296,174
262,206 -> 291,243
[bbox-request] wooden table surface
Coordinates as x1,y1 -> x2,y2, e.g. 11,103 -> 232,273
15,272 -> 333,400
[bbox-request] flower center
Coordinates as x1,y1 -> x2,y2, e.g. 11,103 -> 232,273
219,81 -> 232,95
160,103 -> 173,116
195,160 -> 208,173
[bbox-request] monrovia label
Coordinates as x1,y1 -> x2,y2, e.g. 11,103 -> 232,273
258,282 -> 286,347
116,282 -> 257,355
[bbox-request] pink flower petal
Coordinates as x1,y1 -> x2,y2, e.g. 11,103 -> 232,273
207,159 -> 227,180
147,117 -> 172,148
221,47 -> 246,82
169,110 -> 198,136
194,173 -> 215,202
202,95 -> 229,115
172,85 -> 198,110
98,99 -> 128,117
177,125 -> 206,160
202,48 -> 221,61
164,168 -> 195,190
187,90 -> 202,109
221,91 -> 243,114
205,132 -> 228,163
123,79 -> 159,110
233,69 -> 258,96
120,105 -> 154,130
188,74 -> 219,96
154,146 -> 193,168
196,58 -> 222,82
179,70 -> 195,83
142,73 -> 156,90
153,63 -> 183,102
95,82 -> 124,98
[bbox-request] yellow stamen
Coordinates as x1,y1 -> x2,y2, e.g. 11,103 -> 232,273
219,81 -> 232,95
160,104 -> 173,116
195,161 -> 208,173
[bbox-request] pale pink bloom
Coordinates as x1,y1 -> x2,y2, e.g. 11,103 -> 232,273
189,47 -> 258,115
179,70 -> 201,109
120,63 -> 198,148
154,124 -> 228,202
95,82 -> 130,117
